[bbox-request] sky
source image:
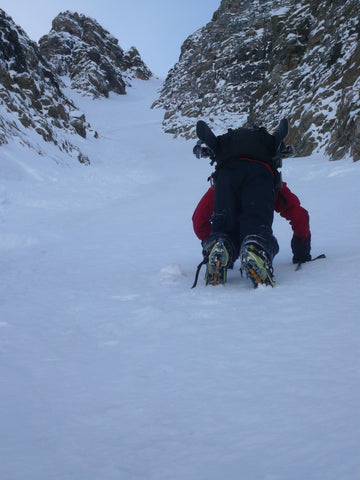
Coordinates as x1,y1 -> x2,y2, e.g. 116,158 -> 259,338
1,0 -> 221,77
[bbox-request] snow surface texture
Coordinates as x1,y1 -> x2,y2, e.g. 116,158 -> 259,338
0,79 -> 359,480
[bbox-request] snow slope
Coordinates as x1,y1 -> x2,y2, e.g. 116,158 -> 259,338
0,79 -> 359,480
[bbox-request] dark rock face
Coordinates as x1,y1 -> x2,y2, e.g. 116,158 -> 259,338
154,0 -> 360,161
39,11 -> 152,98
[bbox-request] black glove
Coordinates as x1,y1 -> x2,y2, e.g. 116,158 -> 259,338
291,235 -> 311,264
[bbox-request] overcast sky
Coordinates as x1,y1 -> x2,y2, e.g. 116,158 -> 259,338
1,0 -> 221,77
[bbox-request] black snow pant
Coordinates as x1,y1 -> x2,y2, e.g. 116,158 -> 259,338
210,160 -> 279,261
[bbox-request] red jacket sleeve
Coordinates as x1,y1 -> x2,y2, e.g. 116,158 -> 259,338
192,186 -> 215,241
274,182 -> 311,241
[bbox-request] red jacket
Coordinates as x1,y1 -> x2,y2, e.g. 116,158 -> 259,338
192,182 -> 310,242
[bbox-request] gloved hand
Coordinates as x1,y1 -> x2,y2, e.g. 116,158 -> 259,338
291,235 -> 311,264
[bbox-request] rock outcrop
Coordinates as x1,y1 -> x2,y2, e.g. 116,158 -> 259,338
0,9 -> 95,161
0,9 -> 152,162
39,11 -> 152,98
154,0 -> 360,161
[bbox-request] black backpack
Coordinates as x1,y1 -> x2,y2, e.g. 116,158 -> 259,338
194,119 -> 292,190
215,125 -> 277,165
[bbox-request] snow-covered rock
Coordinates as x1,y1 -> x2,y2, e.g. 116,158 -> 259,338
154,0 -> 360,161
0,9 -> 95,162
0,9 -> 152,162
39,11 -> 152,99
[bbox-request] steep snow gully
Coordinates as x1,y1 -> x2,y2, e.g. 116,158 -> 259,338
0,79 -> 359,480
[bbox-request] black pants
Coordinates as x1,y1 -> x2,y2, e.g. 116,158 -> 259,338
211,160 -> 279,260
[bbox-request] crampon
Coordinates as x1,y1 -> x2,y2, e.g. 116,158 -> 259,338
240,243 -> 275,288
205,240 -> 229,286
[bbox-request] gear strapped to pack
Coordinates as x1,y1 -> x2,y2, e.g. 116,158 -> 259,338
194,119 -> 294,191
215,125 -> 277,165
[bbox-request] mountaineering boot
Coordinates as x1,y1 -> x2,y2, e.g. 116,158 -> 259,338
205,239 -> 230,286
191,233 -> 237,288
240,242 -> 275,288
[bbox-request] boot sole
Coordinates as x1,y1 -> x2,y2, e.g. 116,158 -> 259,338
205,241 -> 229,286
244,250 -> 276,288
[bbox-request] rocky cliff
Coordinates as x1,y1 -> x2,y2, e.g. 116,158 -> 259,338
154,0 -> 360,161
39,11 -> 152,98
0,9 -> 95,161
0,9 -> 152,162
